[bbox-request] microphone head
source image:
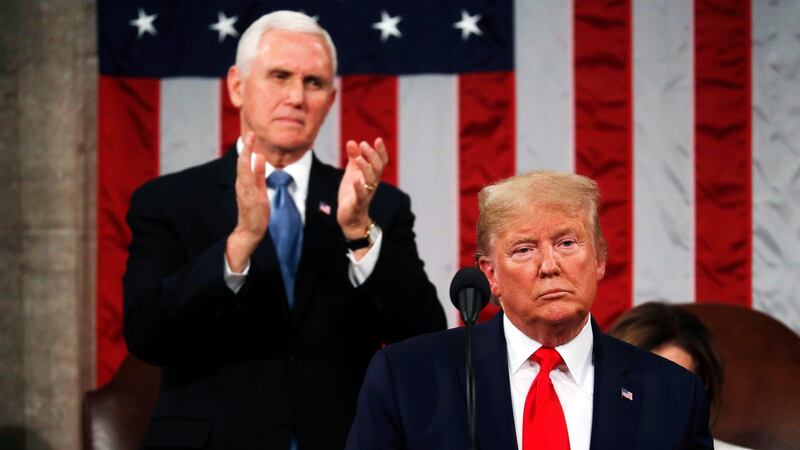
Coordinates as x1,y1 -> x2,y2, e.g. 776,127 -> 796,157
449,267 -> 491,310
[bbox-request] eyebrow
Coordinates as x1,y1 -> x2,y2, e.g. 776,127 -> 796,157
507,226 -> 579,246
266,66 -> 331,84
509,236 -> 537,247
551,226 -> 578,239
266,67 -> 291,76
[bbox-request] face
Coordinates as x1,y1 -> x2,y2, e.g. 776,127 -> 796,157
479,204 -> 606,340
227,29 -> 336,159
654,343 -> 696,372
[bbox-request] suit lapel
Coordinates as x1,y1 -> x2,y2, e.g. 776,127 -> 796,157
469,313 -> 519,450
291,157 -> 341,323
217,146 -> 293,320
589,320 -> 641,450
219,152 -> 344,322
460,314 -> 645,450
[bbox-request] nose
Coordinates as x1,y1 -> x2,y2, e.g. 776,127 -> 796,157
538,246 -> 561,278
284,78 -> 304,106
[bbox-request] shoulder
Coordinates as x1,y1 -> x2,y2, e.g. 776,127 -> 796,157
363,326 -> 470,384
374,179 -> 410,211
597,331 -> 705,401
315,158 -> 410,202
381,326 -> 465,365
131,153 -> 231,206
601,332 -> 695,376
374,316 -> 498,369
610,333 -> 690,370
312,158 -> 412,227
360,327 -> 467,405
142,154 -> 229,194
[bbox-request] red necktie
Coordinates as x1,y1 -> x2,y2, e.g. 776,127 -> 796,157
522,347 -> 570,450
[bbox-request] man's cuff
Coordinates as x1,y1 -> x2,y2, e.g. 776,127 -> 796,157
224,255 -> 250,293
346,226 -> 383,286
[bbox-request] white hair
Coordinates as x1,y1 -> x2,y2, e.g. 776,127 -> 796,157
235,10 -> 338,76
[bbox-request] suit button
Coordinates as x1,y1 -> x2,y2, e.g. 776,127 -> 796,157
288,356 -> 301,367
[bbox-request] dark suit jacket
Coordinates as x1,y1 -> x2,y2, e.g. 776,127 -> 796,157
123,148 -> 445,449
346,312 -> 713,450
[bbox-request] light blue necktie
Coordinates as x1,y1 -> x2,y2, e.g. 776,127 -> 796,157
267,170 -> 303,307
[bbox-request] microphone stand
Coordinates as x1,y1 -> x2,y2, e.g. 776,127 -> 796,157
459,289 -> 480,450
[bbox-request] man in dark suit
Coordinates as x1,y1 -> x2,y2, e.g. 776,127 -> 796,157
346,171 -> 713,450
123,10 -> 445,450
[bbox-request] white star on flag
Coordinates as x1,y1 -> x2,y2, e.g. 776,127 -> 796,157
453,9 -> 483,41
372,10 -> 402,42
130,8 -> 158,38
209,11 -> 239,42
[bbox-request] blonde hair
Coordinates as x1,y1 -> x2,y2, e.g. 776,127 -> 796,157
235,10 -> 338,76
475,170 -> 607,261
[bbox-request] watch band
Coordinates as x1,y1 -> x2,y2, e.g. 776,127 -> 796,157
346,236 -> 371,250
346,222 -> 375,250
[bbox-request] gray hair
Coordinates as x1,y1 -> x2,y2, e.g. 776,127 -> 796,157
235,10 -> 338,76
476,170 -> 607,261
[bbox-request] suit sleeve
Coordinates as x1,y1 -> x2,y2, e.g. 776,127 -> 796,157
689,374 -> 715,449
122,183 -> 242,366
360,190 -> 446,342
345,349 -> 406,450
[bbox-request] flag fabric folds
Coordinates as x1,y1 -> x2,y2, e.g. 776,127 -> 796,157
97,0 -> 800,385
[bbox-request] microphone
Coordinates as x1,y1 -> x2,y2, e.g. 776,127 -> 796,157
449,267 -> 490,325
449,267 -> 490,450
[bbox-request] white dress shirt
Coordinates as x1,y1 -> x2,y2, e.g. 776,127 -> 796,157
504,314 -> 595,450
224,139 -> 383,292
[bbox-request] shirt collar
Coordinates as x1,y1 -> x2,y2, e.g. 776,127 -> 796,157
504,313 -> 594,383
235,137 -> 313,195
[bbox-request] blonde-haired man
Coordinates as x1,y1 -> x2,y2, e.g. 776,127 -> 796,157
347,171 -> 712,450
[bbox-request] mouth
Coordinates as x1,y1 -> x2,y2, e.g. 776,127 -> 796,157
537,289 -> 570,300
274,117 -> 305,127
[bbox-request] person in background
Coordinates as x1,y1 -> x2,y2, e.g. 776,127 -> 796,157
123,10 -> 445,450
608,301 -> 752,450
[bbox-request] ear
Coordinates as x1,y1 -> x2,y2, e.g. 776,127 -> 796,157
595,257 -> 606,281
321,85 -> 337,116
478,258 -> 502,298
226,66 -> 243,108
329,85 -> 337,107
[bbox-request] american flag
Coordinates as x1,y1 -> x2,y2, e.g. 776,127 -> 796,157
319,201 -> 332,216
621,387 -> 633,401
96,0 -> 800,385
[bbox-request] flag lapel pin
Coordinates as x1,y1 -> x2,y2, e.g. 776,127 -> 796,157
621,387 -> 633,401
319,201 -> 331,216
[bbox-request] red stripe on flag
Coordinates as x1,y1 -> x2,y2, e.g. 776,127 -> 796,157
694,0 -> 752,306
574,0 -> 633,329
97,76 -> 160,386
339,75 -> 398,186
458,72 -> 516,323
220,78 -> 240,156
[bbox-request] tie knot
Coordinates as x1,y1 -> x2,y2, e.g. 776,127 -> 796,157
532,347 -> 564,375
268,170 -> 293,188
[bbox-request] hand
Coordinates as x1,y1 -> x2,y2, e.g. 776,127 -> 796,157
337,138 -> 388,240
226,132 -> 269,271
